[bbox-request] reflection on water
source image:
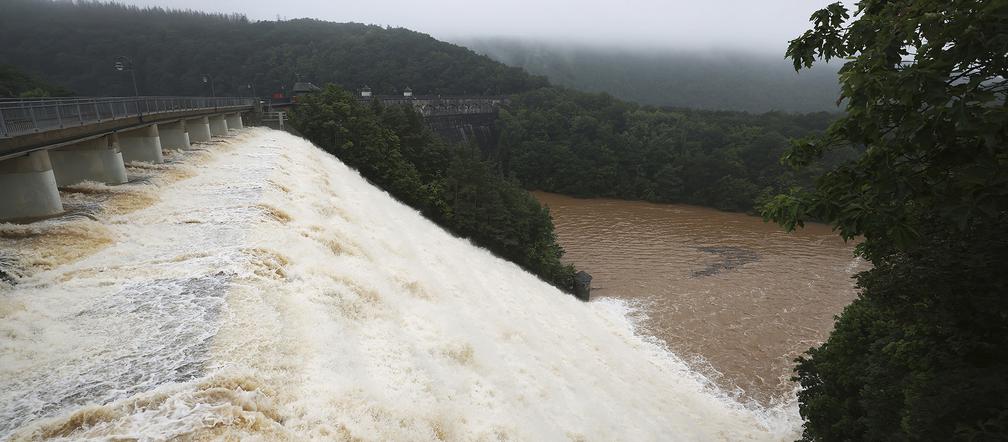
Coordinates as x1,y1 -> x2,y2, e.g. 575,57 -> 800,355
535,191 -> 864,404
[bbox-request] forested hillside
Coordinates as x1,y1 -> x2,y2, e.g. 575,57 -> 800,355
0,0 -> 546,97
2,0 -> 850,214
500,88 -> 850,212
461,38 -> 842,113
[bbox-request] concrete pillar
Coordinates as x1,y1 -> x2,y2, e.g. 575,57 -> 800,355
225,113 -> 244,130
158,121 -> 190,150
0,151 -> 63,221
186,117 -> 212,143
119,125 -> 164,164
208,115 -> 228,137
49,135 -> 128,186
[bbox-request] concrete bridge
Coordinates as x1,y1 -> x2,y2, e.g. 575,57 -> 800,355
0,96 -> 255,221
267,93 -> 505,146
270,93 -> 506,118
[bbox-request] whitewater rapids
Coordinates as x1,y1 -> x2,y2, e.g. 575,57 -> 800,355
0,128 -> 800,440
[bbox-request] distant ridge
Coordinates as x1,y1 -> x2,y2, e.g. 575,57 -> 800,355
0,0 -> 547,98
459,38 -> 842,113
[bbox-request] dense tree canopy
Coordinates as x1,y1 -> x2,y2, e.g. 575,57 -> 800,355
0,0 -> 546,97
499,87 -> 851,212
763,0 -> 1008,439
0,64 -> 73,98
290,86 -> 574,290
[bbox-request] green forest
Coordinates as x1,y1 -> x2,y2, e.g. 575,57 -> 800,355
0,0 -> 546,97
499,87 -> 852,212
6,1 -> 1005,438
0,64 -> 74,97
289,86 -> 574,289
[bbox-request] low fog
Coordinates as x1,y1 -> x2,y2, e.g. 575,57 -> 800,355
115,0 -> 838,53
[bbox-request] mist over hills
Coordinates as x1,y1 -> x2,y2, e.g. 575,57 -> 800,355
2,0 -> 839,115
0,0 -> 545,97
458,38 -> 843,113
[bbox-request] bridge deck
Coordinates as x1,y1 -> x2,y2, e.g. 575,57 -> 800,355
0,97 -> 255,160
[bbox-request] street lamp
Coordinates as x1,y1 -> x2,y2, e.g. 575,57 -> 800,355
114,56 -> 139,96
202,74 -> 216,97
246,82 -> 256,98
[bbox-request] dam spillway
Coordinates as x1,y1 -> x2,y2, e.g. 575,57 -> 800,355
0,128 -> 799,440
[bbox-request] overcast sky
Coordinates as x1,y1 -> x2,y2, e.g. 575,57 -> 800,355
115,0 -> 838,53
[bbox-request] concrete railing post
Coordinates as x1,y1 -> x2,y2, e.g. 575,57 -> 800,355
0,150 -> 64,221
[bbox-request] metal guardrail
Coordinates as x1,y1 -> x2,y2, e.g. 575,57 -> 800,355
0,96 -> 256,139
261,111 -> 287,129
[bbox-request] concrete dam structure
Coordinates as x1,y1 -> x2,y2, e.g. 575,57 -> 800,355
0,127 -> 800,439
0,96 -> 254,221
358,95 -> 505,148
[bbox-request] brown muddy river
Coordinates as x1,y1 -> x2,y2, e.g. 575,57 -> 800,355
534,192 -> 864,405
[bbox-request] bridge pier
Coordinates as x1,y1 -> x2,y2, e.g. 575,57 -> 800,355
225,113 -> 244,130
118,125 -> 164,164
185,117 -> 212,143
208,115 -> 228,137
49,135 -> 128,186
157,121 -> 190,150
0,151 -> 63,220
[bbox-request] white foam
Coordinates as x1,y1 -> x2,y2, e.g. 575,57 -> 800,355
1,128 -> 801,440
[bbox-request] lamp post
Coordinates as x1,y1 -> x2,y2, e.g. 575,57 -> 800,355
202,74 -> 216,97
114,56 -> 139,96
248,72 -> 265,98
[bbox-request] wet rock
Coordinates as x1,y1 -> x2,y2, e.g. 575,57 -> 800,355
573,271 -> 593,302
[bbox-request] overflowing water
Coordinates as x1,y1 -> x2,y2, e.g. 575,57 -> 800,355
1,128 -> 800,440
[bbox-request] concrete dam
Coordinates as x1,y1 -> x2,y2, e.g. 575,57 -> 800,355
0,124 -> 801,439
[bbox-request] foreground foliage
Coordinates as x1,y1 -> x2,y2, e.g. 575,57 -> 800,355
290,86 -> 574,290
763,0 -> 1008,439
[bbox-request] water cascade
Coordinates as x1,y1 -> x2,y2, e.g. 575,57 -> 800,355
0,128 -> 799,440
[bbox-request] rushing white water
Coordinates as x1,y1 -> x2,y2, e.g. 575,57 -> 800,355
0,128 -> 801,440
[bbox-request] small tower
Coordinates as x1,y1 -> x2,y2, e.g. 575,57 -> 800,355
360,85 -> 372,97
403,86 -> 413,97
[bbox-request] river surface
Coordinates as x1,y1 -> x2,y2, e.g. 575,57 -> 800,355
534,192 -> 863,405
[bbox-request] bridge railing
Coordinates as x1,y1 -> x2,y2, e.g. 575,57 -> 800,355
0,96 -> 256,139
